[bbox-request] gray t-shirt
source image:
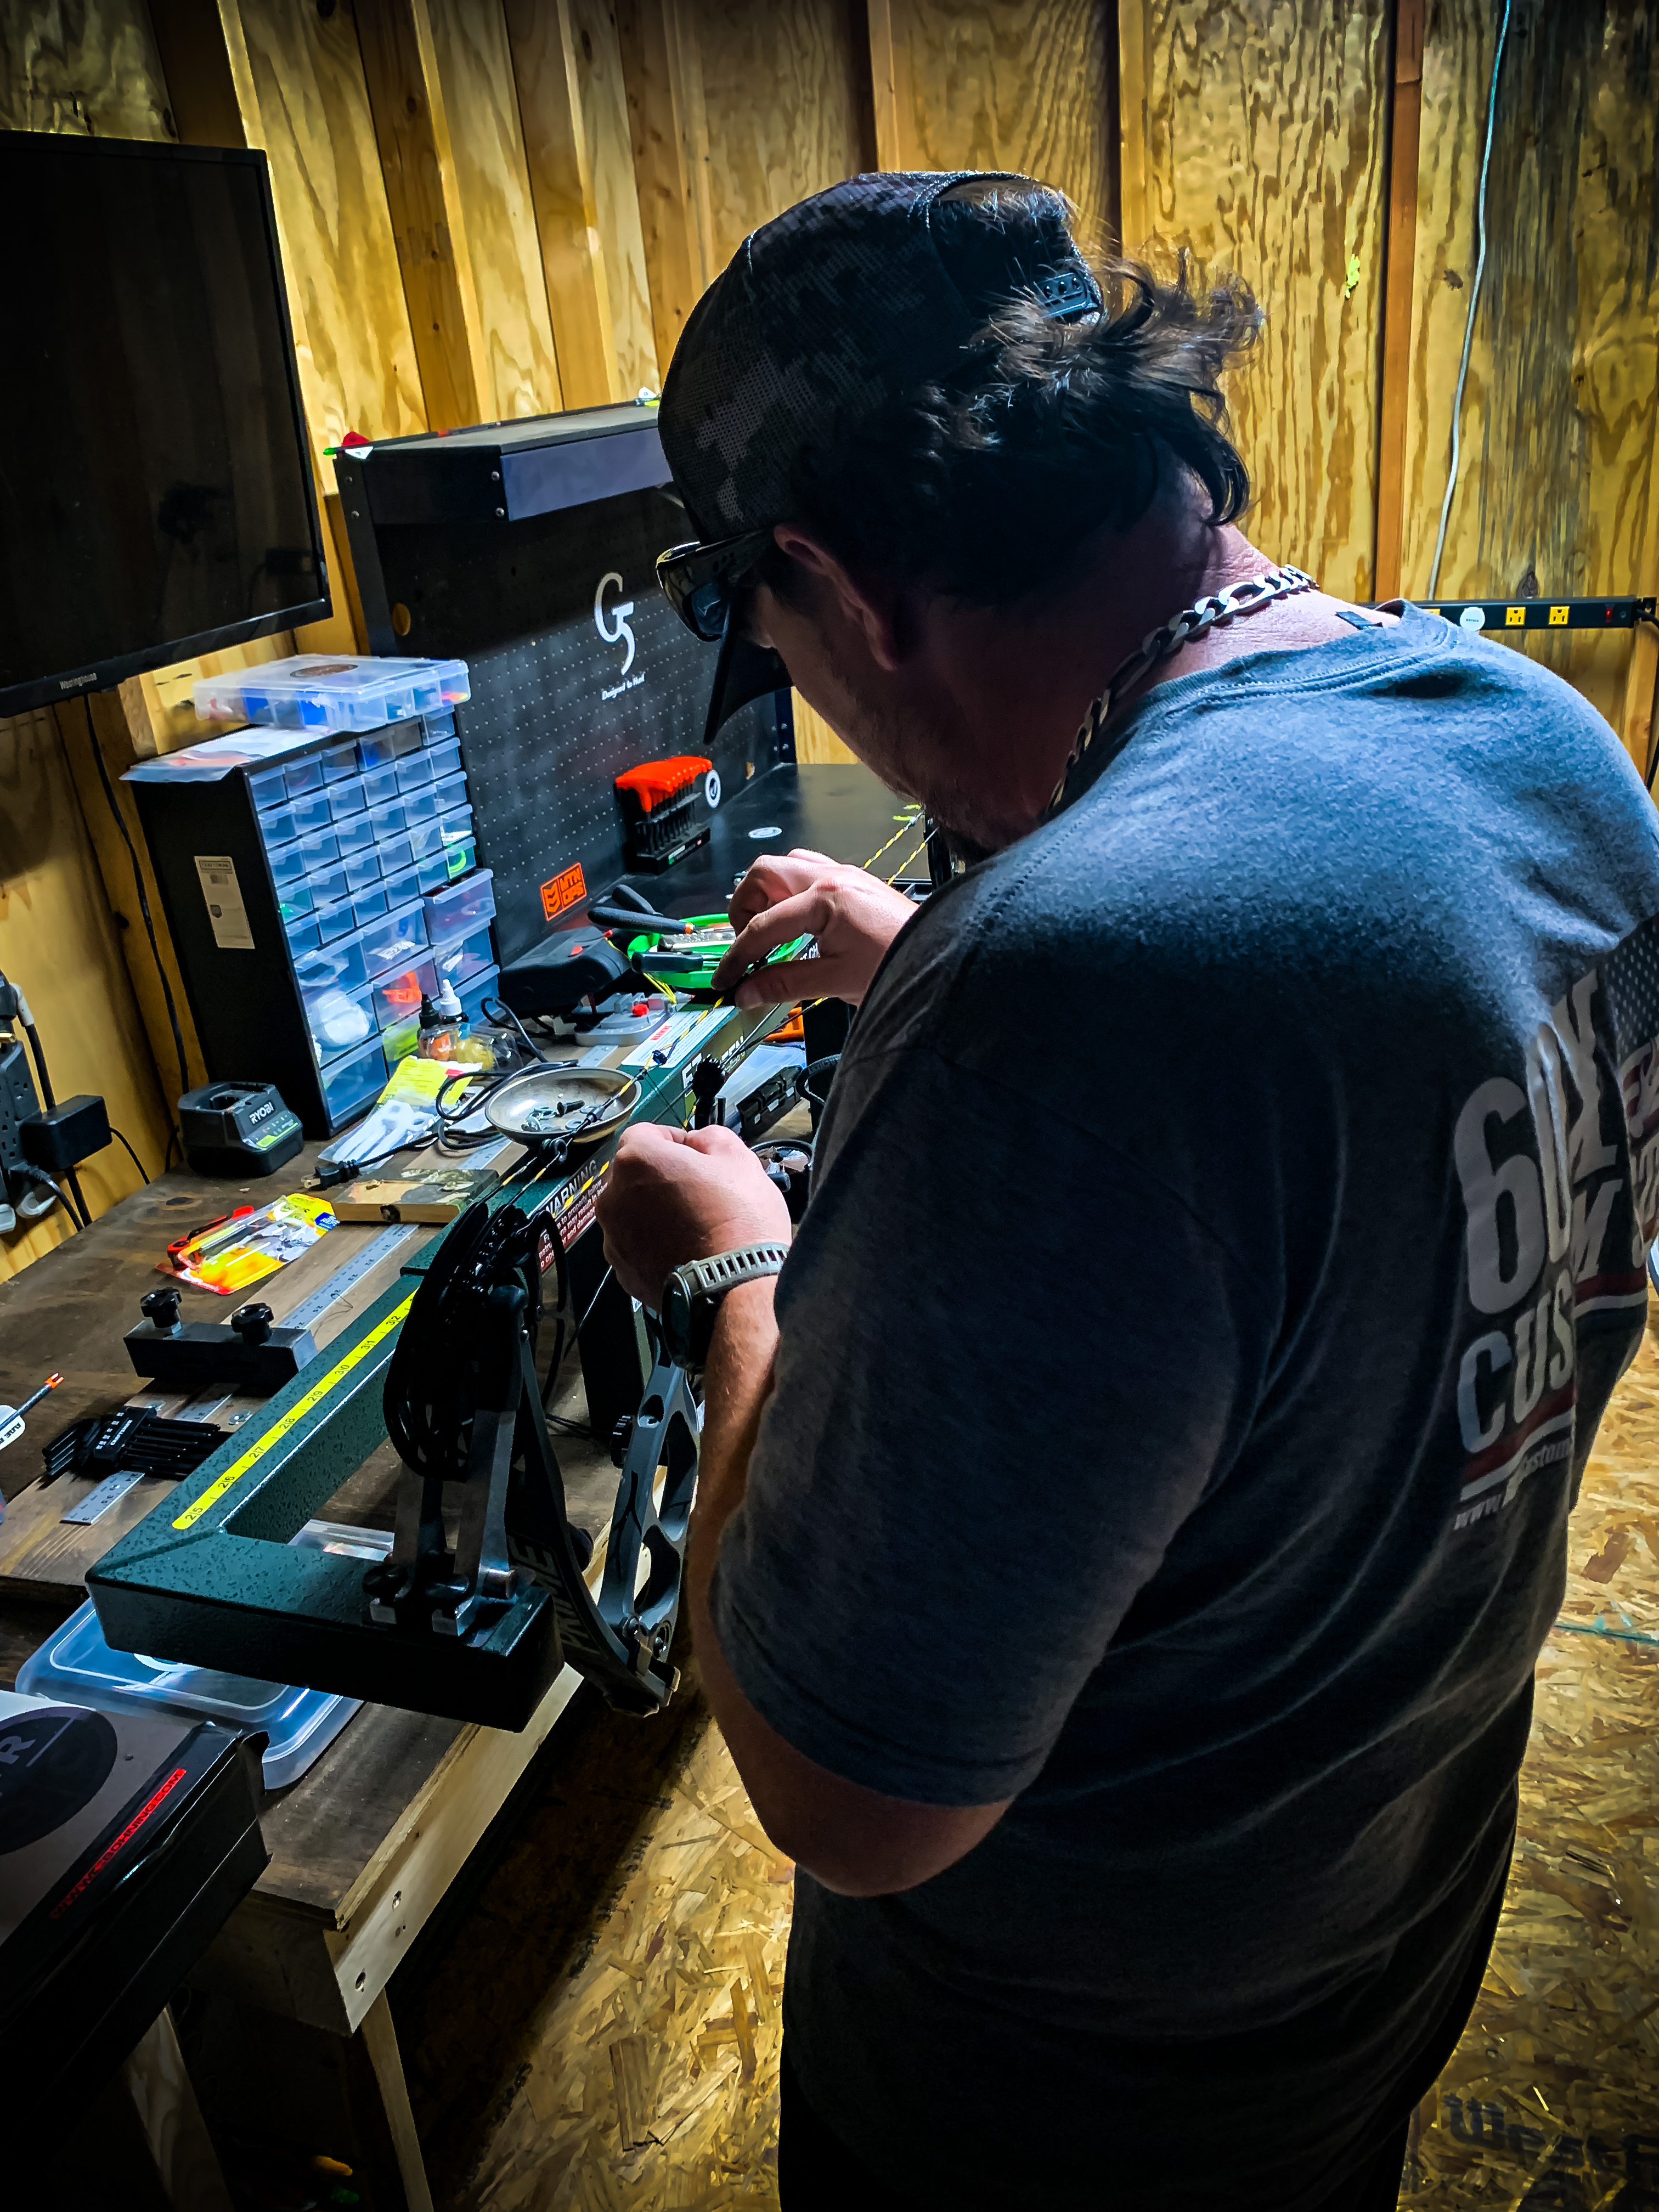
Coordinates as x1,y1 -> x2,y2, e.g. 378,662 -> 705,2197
712,610 -> 1659,2207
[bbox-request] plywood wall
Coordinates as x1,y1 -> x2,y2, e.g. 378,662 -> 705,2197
1402,0 -> 1658,736
1119,0 -> 1391,603
0,708 -> 173,1281
884,0 -> 1117,250
4,0 -> 1658,1279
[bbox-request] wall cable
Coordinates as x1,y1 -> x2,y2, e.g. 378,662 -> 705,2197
1426,0 -> 1514,600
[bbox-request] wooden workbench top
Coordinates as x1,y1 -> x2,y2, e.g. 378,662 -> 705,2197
0,1137 -> 619,2019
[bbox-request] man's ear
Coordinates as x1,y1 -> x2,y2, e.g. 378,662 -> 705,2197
770,523 -> 905,673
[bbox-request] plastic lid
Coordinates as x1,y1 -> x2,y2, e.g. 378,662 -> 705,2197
615,755 -> 712,813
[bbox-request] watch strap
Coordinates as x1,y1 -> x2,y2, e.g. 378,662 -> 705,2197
666,1242 -> 789,1365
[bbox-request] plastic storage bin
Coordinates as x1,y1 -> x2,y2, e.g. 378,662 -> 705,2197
307,860 -> 349,911
276,878 -> 314,924
258,798 -> 301,844
192,654 -> 470,736
312,896 -> 356,946
371,960 -> 437,1034
357,716 -> 429,769
376,831 -> 415,878
407,820 -> 444,863
319,1034 -> 388,1122
284,914 -> 322,958
327,778 -> 367,821
15,1599 -> 360,1792
360,900 -> 429,975
401,784 -> 438,826
431,770 -> 467,815
335,812 -> 375,858
292,827 -> 340,873
414,850 -> 451,894
360,763 -> 401,809
430,924 -> 493,994
441,836 -> 477,882
247,763 -> 290,811
350,883 -> 388,927
343,849 -> 382,895
382,1011 -> 420,1065
437,802 -> 475,851
266,839 -> 306,887
295,937 -> 370,1007
365,796 -> 408,842
381,862 -> 421,911
320,739 -> 359,784
427,737 -> 462,782
287,789 -> 332,836
396,749 -> 435,792
306,979 -> 377,1063
284,753 -> 325,800
423,867 -> 495,943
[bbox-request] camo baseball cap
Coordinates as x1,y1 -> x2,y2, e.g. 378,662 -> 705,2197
661,170 -> 1099,540
657,171 -> 1102,742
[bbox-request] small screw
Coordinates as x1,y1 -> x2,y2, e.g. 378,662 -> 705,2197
495,506 -> 505,517
490,470 -> 501,482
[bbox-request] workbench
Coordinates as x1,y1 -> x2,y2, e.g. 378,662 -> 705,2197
0,1138 -> 627,2208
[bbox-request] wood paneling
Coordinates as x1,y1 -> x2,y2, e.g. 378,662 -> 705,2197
792,693 -> 856,765
695,1 -> 871,273
234,0 -> 427,461
505,0 -> 630,410
415,0 -> 565,422
1119,0 -> 1391,602
354,0 -> 490,435
0,708 -> 172,1278
0,0 -> 170,136
889,1 -> 1115,252
615,0 -> 711,379
567,0 -> 661,399
1403,0 -> 1659,737
1374,0 -> 1424,603
57,692 -> 208,1111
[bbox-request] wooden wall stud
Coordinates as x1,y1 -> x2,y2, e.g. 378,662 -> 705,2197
1374,0 -> 1424,602
354,0 -> 490,433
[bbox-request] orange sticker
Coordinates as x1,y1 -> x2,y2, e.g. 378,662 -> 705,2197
540,861 -> 587,921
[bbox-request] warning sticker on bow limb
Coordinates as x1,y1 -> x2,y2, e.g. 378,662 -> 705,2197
193,854 -> 255,950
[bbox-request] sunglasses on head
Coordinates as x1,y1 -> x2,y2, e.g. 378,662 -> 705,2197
655,527 -> 776,642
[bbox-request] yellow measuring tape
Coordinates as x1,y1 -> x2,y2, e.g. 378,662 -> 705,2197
171,1295 -> 415,1530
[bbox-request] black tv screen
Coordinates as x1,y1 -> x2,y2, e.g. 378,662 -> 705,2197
0,132 -> 329,716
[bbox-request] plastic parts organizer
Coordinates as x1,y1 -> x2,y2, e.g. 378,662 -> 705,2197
193,653 -> 471,736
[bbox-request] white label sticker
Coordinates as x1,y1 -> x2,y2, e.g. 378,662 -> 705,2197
193,854 -> 255,950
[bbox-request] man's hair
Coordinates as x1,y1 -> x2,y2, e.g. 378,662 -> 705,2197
763,191 -> 1263,610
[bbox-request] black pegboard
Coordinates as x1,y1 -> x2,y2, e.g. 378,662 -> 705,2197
369,488 -> 783,967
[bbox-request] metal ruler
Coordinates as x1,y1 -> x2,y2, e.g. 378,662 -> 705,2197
284,1221 -> 425,1333
61,1469 -> 147,1525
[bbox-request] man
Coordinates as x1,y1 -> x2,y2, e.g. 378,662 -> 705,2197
595,172 -> 1659,2209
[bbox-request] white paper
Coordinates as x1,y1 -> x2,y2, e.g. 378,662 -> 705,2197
193,854 -> 255,950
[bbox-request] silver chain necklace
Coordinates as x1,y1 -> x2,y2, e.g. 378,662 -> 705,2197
1045,563 -> 1318,819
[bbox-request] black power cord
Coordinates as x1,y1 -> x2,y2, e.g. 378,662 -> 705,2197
109,1128 -> 151,1184
86,697 -> 191,1128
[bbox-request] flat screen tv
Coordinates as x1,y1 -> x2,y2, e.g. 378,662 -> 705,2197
0,131 -> 329,717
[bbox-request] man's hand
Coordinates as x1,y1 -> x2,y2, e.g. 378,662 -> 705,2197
713,848 -> 918,1007
595,1122 -> 790,1308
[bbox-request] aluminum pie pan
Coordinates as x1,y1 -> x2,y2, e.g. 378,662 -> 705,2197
484,1065 -> 641,1147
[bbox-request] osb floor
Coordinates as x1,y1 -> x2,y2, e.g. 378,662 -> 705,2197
402,1316 -> 1659,2212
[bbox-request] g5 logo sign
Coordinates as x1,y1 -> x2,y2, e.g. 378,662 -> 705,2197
595,571 -> 636,675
